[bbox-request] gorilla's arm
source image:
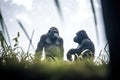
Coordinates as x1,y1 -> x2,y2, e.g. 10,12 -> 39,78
67,39 -> 95,61
71,39 -> 95,56
78,39 -> 95,55
67,48 -> 79,61
35,34 -> 47,58
59,37 -> 64,58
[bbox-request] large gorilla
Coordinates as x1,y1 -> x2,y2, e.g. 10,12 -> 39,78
35,27 -> 64,61
67,30 -> 95,61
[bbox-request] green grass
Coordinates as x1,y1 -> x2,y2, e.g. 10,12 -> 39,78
0,31 -> 110,80
0,58 -> 109,80
0,30 -> 109,80
0,41 -> 110,77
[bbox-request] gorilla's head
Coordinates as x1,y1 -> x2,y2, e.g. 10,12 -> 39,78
48,27 -> 59,41
74,30 -> 89,44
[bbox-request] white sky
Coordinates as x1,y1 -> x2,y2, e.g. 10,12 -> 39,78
0,0 -> 107,60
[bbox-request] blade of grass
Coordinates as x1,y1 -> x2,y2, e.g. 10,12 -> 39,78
0,9 -> 5,34
90,0 -> 99,44
0,31 -> 8,51
27,30 -> 34,55
104,42 -> 110,60
17,20 -> 35,50
95,49 -> 102,63
54,0 -> 63,20
0,9 -> 11,46
3,22 -> 11,46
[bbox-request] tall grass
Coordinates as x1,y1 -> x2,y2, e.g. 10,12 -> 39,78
0,25 -> 109,80
17,20 -> 35,50
90,0 -> 99,43
54,0 -> 64,22
0,9 -> 11,46
94,42 -> 109,65
0,31 -> 109,80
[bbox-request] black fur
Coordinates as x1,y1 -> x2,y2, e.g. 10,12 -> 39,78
67,30 -> 95,61
35,27 -> 64,60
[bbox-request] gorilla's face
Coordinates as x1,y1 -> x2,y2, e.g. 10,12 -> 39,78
74,34 -> 83,44
49,27 -> 59,41
74,30 -> 89,44
74,35 -> 79,43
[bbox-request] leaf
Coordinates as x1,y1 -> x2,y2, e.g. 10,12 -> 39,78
0,31 -> 2,40
17,32 -> 20,37
13,37 -> 18,42
14,43 -> 18,47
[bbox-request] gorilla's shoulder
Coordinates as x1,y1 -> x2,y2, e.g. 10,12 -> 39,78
59,37 -> 63,41
81,39 -> 94,46
40,34 -> 48,39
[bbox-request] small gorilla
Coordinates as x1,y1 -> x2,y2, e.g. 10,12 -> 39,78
67,30 -> 95,61
35,27 -> 64,61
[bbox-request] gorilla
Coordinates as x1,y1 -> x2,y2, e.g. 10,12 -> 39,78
35,27 -> 64,61
67,30 -> 95,61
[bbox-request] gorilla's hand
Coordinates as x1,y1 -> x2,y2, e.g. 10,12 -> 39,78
67,53 -> 72,61
67,49 -> 76,61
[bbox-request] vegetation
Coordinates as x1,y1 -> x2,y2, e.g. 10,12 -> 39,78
0,31 -> 110,80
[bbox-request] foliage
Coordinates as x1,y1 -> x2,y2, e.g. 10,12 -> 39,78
0,33 -> 109,80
